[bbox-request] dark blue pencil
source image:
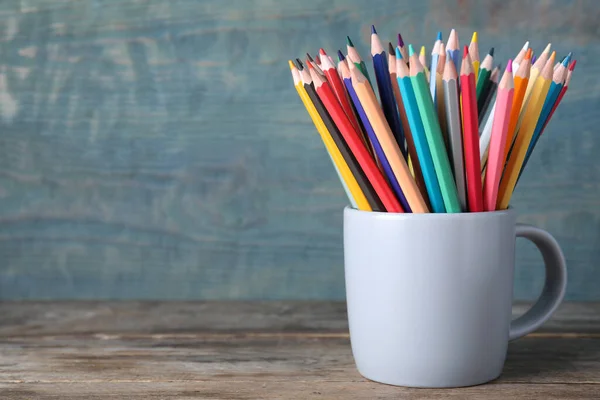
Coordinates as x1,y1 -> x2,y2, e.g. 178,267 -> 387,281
370,25 -> 407,158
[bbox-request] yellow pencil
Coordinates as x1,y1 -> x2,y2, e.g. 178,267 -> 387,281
497,51 -> 556,209
469,32 -> 480,82
289,61 -> 371,211
520,43 -> 551,113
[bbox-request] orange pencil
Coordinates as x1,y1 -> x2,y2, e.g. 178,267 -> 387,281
459,46 -> 483,212
502,48 -> 532,164
309,66 -> 403,212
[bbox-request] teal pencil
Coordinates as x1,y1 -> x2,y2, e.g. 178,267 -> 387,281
395,48 -> 445,213
408,45 -> 461,213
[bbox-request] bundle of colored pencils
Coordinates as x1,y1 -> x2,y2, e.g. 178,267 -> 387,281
289,27 -> 576,213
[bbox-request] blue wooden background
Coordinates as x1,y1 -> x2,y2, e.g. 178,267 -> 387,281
0,0 -> 598,300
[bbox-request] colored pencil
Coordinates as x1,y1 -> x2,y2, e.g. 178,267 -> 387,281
483,62 -> 514,211
339,59 -> 409,209
395,48 -> 445,212
295,63 -> 380,211
290,62 -> 360,209
502,48 -> 532,164
318,49 -> 363,137
371,26 -> 407,157
388,43 -> 428,200
519,54 -> 570,176
429,32 -> 442,107
409,45 -> 461,212
476,48 -> 494,106
512,41 -> 530,71
541,59 -> 576,133
459,46 -> 483,212
419,45 -> 430,82
469,32 -> 480,82
479,64 -> 500,120
349,61 -> 429,213
306,53 -> 325,76
479,45 -> 531,169
442,53 -> 467,211
397,33 -> 408,62
346,36 -> 372,85
436,43 -> 448,148
309,65 -> 404,212
497,51 -> 556,209
478,64 -> 500,169
349,62 -> 428,212
446,29 -> 460,76
520,43 -> 551,114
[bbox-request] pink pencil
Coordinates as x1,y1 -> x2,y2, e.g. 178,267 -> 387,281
483,61 -> 515,211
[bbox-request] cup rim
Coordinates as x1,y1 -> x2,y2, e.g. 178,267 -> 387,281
344,206 -> 515,220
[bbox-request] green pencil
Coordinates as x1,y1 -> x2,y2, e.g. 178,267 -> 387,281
476,48 -> 494,101
408,45 -> 461,213
346,36 -> 372,85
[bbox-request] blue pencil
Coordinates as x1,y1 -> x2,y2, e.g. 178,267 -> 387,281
395,48 -> 445,213
446,29 -> 460,78
339,58 -> 412,212
518,54 -> 570,180
371,25 -> 407,158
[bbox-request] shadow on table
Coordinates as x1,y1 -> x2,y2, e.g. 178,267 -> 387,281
500,336 -> 599,382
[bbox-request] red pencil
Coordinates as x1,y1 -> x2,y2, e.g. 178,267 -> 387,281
459,46 -> 483,212
319,48 -> 364,140
308,66 -> 403,212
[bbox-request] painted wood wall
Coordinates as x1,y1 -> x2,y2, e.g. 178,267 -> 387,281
0,0 -> 598,300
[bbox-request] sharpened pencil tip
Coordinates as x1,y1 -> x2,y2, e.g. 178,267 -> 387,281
388,42 -> 394,55
395,47 -> 402,60
295,58 -> 304,70
420,46 -> 426,56
319,48 -> 326,56
437,31 -> 442,41
408,44 -> 415,56
523,41 -> 530,50
471,31 -> 478,43
531,55 -> 537,64
563,52 -> 572,66
306,53 -> 314,62
506,60 -> 513,72
306,58 -> 314,69
371,25 -> 377,34
346,36 -> 354,47
337,50 -> 345,61
569,59 -> 577,71
525,48 -> 533,60
489,47 -> 494,56
397,33 -> 404,47
288,60 -> 295,71
463,45 -> 469,57
543,43 -> 552,54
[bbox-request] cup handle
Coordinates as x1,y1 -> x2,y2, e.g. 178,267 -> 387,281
509,223 -> 568,341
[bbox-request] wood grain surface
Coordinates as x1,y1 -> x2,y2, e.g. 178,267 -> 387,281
0,0 -> 598,300
0,301 -> 599,399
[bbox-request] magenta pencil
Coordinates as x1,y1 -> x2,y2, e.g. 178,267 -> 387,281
483,62 -> 515,211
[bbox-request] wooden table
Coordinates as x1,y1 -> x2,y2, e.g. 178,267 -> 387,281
0,302 -> 598,399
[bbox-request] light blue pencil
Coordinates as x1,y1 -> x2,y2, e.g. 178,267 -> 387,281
429,32 -> 442,108
395,48 -> 445,213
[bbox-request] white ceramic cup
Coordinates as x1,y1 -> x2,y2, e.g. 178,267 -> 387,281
343,206 -> 567,388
